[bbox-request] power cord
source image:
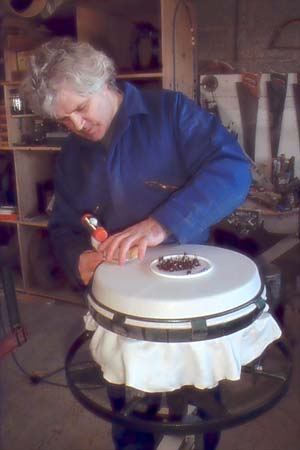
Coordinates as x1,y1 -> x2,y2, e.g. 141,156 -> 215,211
11,351 -> 68,387
0,298 -> 103,390
11,341 -> 105,390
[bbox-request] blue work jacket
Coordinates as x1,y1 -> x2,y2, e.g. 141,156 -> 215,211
49,82 -> 251,285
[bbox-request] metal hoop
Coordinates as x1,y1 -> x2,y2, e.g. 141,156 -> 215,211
65,332 -> 292,435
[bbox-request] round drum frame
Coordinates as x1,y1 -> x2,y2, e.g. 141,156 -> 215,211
65,331 -> 292,435
87,289 -> 266,342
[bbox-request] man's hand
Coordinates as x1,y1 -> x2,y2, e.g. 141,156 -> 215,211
98,217 -> 168,264
78,249 -> 104,285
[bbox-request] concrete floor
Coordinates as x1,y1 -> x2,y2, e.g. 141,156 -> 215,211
1,281 -> 300,450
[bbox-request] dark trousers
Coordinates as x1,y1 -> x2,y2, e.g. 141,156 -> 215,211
107,383 -> 221,450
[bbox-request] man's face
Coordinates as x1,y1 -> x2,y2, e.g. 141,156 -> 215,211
54,85 -> 120,142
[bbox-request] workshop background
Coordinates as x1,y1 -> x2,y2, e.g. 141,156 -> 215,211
1,1 -> 300,450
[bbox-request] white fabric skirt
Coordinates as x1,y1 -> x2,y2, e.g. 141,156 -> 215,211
84,308 -> 281,393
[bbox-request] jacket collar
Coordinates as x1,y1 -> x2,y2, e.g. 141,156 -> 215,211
118,81 -> 149,118
97,82 -> 148,152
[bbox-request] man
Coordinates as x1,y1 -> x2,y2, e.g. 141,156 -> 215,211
23,37 -> 251,450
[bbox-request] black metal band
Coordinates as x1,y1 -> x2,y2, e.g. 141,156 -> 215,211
87,288 -> 266,342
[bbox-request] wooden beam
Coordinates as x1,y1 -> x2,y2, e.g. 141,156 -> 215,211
161,0 -> 198,100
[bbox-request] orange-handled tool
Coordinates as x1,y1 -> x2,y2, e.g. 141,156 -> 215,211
81,213 -> 108,243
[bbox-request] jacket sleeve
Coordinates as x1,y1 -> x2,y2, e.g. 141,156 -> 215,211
48,152 -> 92,288
151,92 -> 252,243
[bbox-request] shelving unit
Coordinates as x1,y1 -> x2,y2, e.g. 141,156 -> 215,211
0,79 -> 74,302
1,0 -> 197,303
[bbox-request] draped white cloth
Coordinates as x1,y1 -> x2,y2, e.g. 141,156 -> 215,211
84,308 -> 281,393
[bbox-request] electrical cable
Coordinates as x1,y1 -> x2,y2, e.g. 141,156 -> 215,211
10,352 -> 68,387
0,296 -> 103,389
10,345 -> 105,389
0,300 -> 64,385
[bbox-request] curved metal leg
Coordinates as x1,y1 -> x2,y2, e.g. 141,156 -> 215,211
66,333 -> 292,436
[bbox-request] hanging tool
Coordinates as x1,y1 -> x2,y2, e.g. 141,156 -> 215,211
200,75 -> 220,119
266,73 -> 288,159
293,74 -> 300,146
236,72 -> 261,160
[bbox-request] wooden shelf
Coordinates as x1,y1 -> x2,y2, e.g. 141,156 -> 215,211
117,71 -> 163,80
0,217 -> 48,227
19,216 -> 48,228
0,217 -> 18,224
10,113 -> 35,118
12,145 -> 61,151
0,81 -> 20,87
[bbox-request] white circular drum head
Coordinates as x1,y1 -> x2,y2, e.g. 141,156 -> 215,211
90,244 -> 262,321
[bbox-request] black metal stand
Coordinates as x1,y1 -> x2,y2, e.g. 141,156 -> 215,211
65,331 -> 292,444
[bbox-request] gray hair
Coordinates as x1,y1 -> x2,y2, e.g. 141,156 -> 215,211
22,37 -> 117,118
